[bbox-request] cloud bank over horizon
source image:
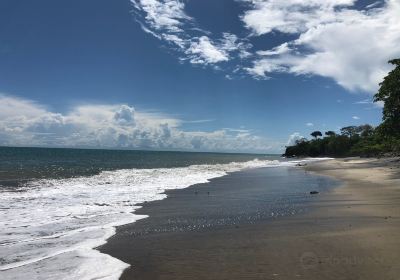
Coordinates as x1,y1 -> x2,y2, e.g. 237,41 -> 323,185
132,0 -> 400,93
0,94 -> 280,153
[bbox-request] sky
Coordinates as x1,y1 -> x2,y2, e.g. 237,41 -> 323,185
0,0 -> 399,153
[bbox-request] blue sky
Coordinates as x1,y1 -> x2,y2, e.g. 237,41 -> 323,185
0,0 -> 399,153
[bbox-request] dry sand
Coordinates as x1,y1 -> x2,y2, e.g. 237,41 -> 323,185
300,157 -> 400,280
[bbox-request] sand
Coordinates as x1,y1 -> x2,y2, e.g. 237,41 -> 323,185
100,158 -> 400,280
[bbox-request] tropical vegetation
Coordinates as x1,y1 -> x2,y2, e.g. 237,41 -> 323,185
284,59 -> 400,157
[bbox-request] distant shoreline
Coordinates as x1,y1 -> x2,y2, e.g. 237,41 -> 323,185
0,145 -> 276,156
100,157 -> 400,279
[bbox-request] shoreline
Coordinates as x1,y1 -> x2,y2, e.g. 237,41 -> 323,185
99,157 -> 400,279
1,156 -> 323,280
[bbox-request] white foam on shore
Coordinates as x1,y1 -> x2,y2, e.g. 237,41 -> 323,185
0,157 -> 329,280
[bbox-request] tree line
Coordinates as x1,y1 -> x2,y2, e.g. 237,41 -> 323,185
284,59 -> 400,157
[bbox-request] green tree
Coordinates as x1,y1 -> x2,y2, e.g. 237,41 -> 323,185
358,124 -> 374,138
310,131 -> 322,139
340,126 -> 358,137
325,131 -> 336,137
374,59 -> 400,137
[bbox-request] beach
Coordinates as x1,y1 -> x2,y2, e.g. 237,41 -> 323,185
3,0 -> 400,278
1,148 -> 316,279
100,158 -> 400,280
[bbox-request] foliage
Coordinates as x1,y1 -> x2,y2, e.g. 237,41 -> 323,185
310,131 -> 323,139
374,59 -> 400,137
284,58 -> 400,158
284,125 -> 383,157
325,131 -> 336,137
340,126 -> 358,137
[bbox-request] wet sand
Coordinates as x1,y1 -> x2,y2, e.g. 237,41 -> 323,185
100,158 -> 400,280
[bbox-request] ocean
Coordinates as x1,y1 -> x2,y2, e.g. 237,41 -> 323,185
0,146 -> 330,280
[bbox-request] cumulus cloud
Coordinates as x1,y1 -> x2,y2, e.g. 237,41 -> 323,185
240,0 -> 355,35
243,0 -> 400,92
287,132 -> 304,146
132,0 -> 399,93
306,122 -> 314,127
0,94 -> 279,153
352,116 -> 360,120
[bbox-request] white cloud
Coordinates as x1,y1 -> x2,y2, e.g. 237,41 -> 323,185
183,33 -> 252,65
354,98 -> 384,108
306,122 -> 314,127
0,95 -> 48,119
182,119 -> 215,124
0,94 -> 280,153
240,0 -> 355,35
352,116 -> 360,120
132,0 -> 251,66
354,99 -> 372,105
186,36 -> 229,64
256,43 -> 290,56
287,132 -> 304,146
243,0 -> 400,93
132,0 -> 191,33
132,0 -> 398,93
374,101 -> 384,108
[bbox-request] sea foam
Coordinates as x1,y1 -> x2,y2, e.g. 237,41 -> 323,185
0,158 -> 327,279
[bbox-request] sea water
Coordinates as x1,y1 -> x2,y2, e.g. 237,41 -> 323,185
0,147 -> 329,279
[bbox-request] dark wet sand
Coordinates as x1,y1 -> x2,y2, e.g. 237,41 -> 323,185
100,158 -> 400,280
